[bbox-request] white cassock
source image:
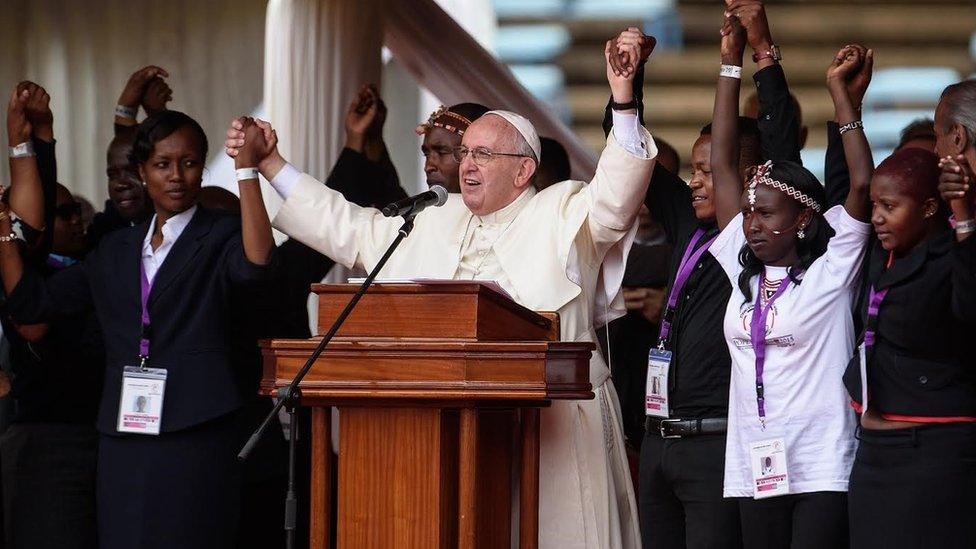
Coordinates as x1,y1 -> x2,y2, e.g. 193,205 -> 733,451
269,114 -> 656,548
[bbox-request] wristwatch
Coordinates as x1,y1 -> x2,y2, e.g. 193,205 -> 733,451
752,45 -> 782,63
610,99 -> 638,111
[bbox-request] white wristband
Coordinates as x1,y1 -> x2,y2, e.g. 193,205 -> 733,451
9,141 -> 35,159
236,168 -> 259,181
115,104 -> 138,120
720,64 -> 743,79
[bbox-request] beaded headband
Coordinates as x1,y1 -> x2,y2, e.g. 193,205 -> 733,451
747,160 -> 822,213
414,105 -> 473,137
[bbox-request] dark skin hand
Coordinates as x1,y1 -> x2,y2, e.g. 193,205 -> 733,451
6,86 -> 45,231
344,84 -> 380,153
939,155 -> 975,241
606,27 -> 656,77
17,81 -> 53,143
116,65 -> 169,126
141,76 -> 173,116
827,44 -> 873,222
723,0 -> 777,70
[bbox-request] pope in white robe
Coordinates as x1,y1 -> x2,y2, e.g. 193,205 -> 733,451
226,42 -> 657,549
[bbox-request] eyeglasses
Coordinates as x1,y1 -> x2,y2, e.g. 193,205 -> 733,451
452,146 -> 531,167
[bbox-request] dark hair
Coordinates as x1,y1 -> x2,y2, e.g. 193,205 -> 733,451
700,118 -> 762,168
537,136 -> 571,184
449,102 -> 490,123
129,110 -> 208,166
896,118 -> 936,150
700,117 -> 760,137
737,160 -> 830,302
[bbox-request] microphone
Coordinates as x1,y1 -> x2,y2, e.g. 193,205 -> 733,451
381,185 -> 449,218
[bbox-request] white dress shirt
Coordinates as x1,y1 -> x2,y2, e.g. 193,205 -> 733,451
141,205 -> 198,284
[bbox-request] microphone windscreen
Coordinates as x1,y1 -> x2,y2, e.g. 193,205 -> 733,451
430,185 -> 449,206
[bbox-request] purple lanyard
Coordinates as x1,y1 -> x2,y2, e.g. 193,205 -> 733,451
139,262 -> 153,364
749,270 -> 792,427
658,228 -> 717,345
863,286 -> 887,348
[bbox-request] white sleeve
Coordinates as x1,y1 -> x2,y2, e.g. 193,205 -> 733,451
269,162 -> 301,199
707,213 -> 747,282
271,172 -> 401,270
582,125 -> 657,251
610,111 -> 651,159
814,205 -> 872,286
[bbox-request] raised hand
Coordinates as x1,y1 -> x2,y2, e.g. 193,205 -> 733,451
606,32 -> 655,104
17,81 -> 52,141
725,1 -> 774,53
117,65 -> 169,112
345,84 -> 380,143
607,27 -> 654,77
939,155 -> 975,216
827,45 -> 864,90
845,46 -> 873,109
141,76 -> 173,116
226,117 -> 282,175
7,86 -> 31,146
720,14 -> 747,64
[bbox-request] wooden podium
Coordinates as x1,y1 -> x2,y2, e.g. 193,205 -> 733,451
260,282 -> 594,549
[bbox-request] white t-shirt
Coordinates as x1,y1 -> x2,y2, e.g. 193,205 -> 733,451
709,205 -> 871,498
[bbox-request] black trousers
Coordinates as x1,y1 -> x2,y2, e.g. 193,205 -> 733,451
0,423 -> 98,549
849,423 -> 976,549
639,431 -> 742,548
738,491 -> 848,549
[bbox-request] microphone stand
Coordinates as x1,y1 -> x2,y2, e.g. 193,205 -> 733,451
238,216 -> 416,549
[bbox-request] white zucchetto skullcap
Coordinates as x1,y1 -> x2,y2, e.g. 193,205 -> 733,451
485,110 -> 541,162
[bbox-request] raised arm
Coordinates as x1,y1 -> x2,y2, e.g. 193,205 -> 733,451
823,47 -> 872,209
7,86 -> 44,232
329,84 -> 407,207
231,117 -> 276,265
21,82 -> 58,257
710,15 -> 748,229
582,33 -> 658,252
731,0 -> 801,163
602,27 -> 650,138
224,119 -> 399,270
826,45 -> 873,221
114,65 -> 169,137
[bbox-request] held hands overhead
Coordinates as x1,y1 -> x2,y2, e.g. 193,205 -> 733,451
117,65 -> 172,123
605,27 -> 655,103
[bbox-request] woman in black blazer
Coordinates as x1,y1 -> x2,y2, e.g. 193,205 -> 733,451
0,111 -> 276,549
843,147 -> 976,548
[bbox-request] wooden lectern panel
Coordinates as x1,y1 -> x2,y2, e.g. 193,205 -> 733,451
261,283 -> 595,548
338,408 -> 458,548
313,283 -> 557,341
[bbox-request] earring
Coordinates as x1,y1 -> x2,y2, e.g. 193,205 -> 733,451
797,227 -> 805,239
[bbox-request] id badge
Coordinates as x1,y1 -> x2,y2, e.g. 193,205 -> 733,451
749,438 -> 790,499
117,366 -> 167,435
645,349 -> 671,418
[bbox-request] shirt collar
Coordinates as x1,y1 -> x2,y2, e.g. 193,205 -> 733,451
142,205 -> 198,254
476,186 -> 536,225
